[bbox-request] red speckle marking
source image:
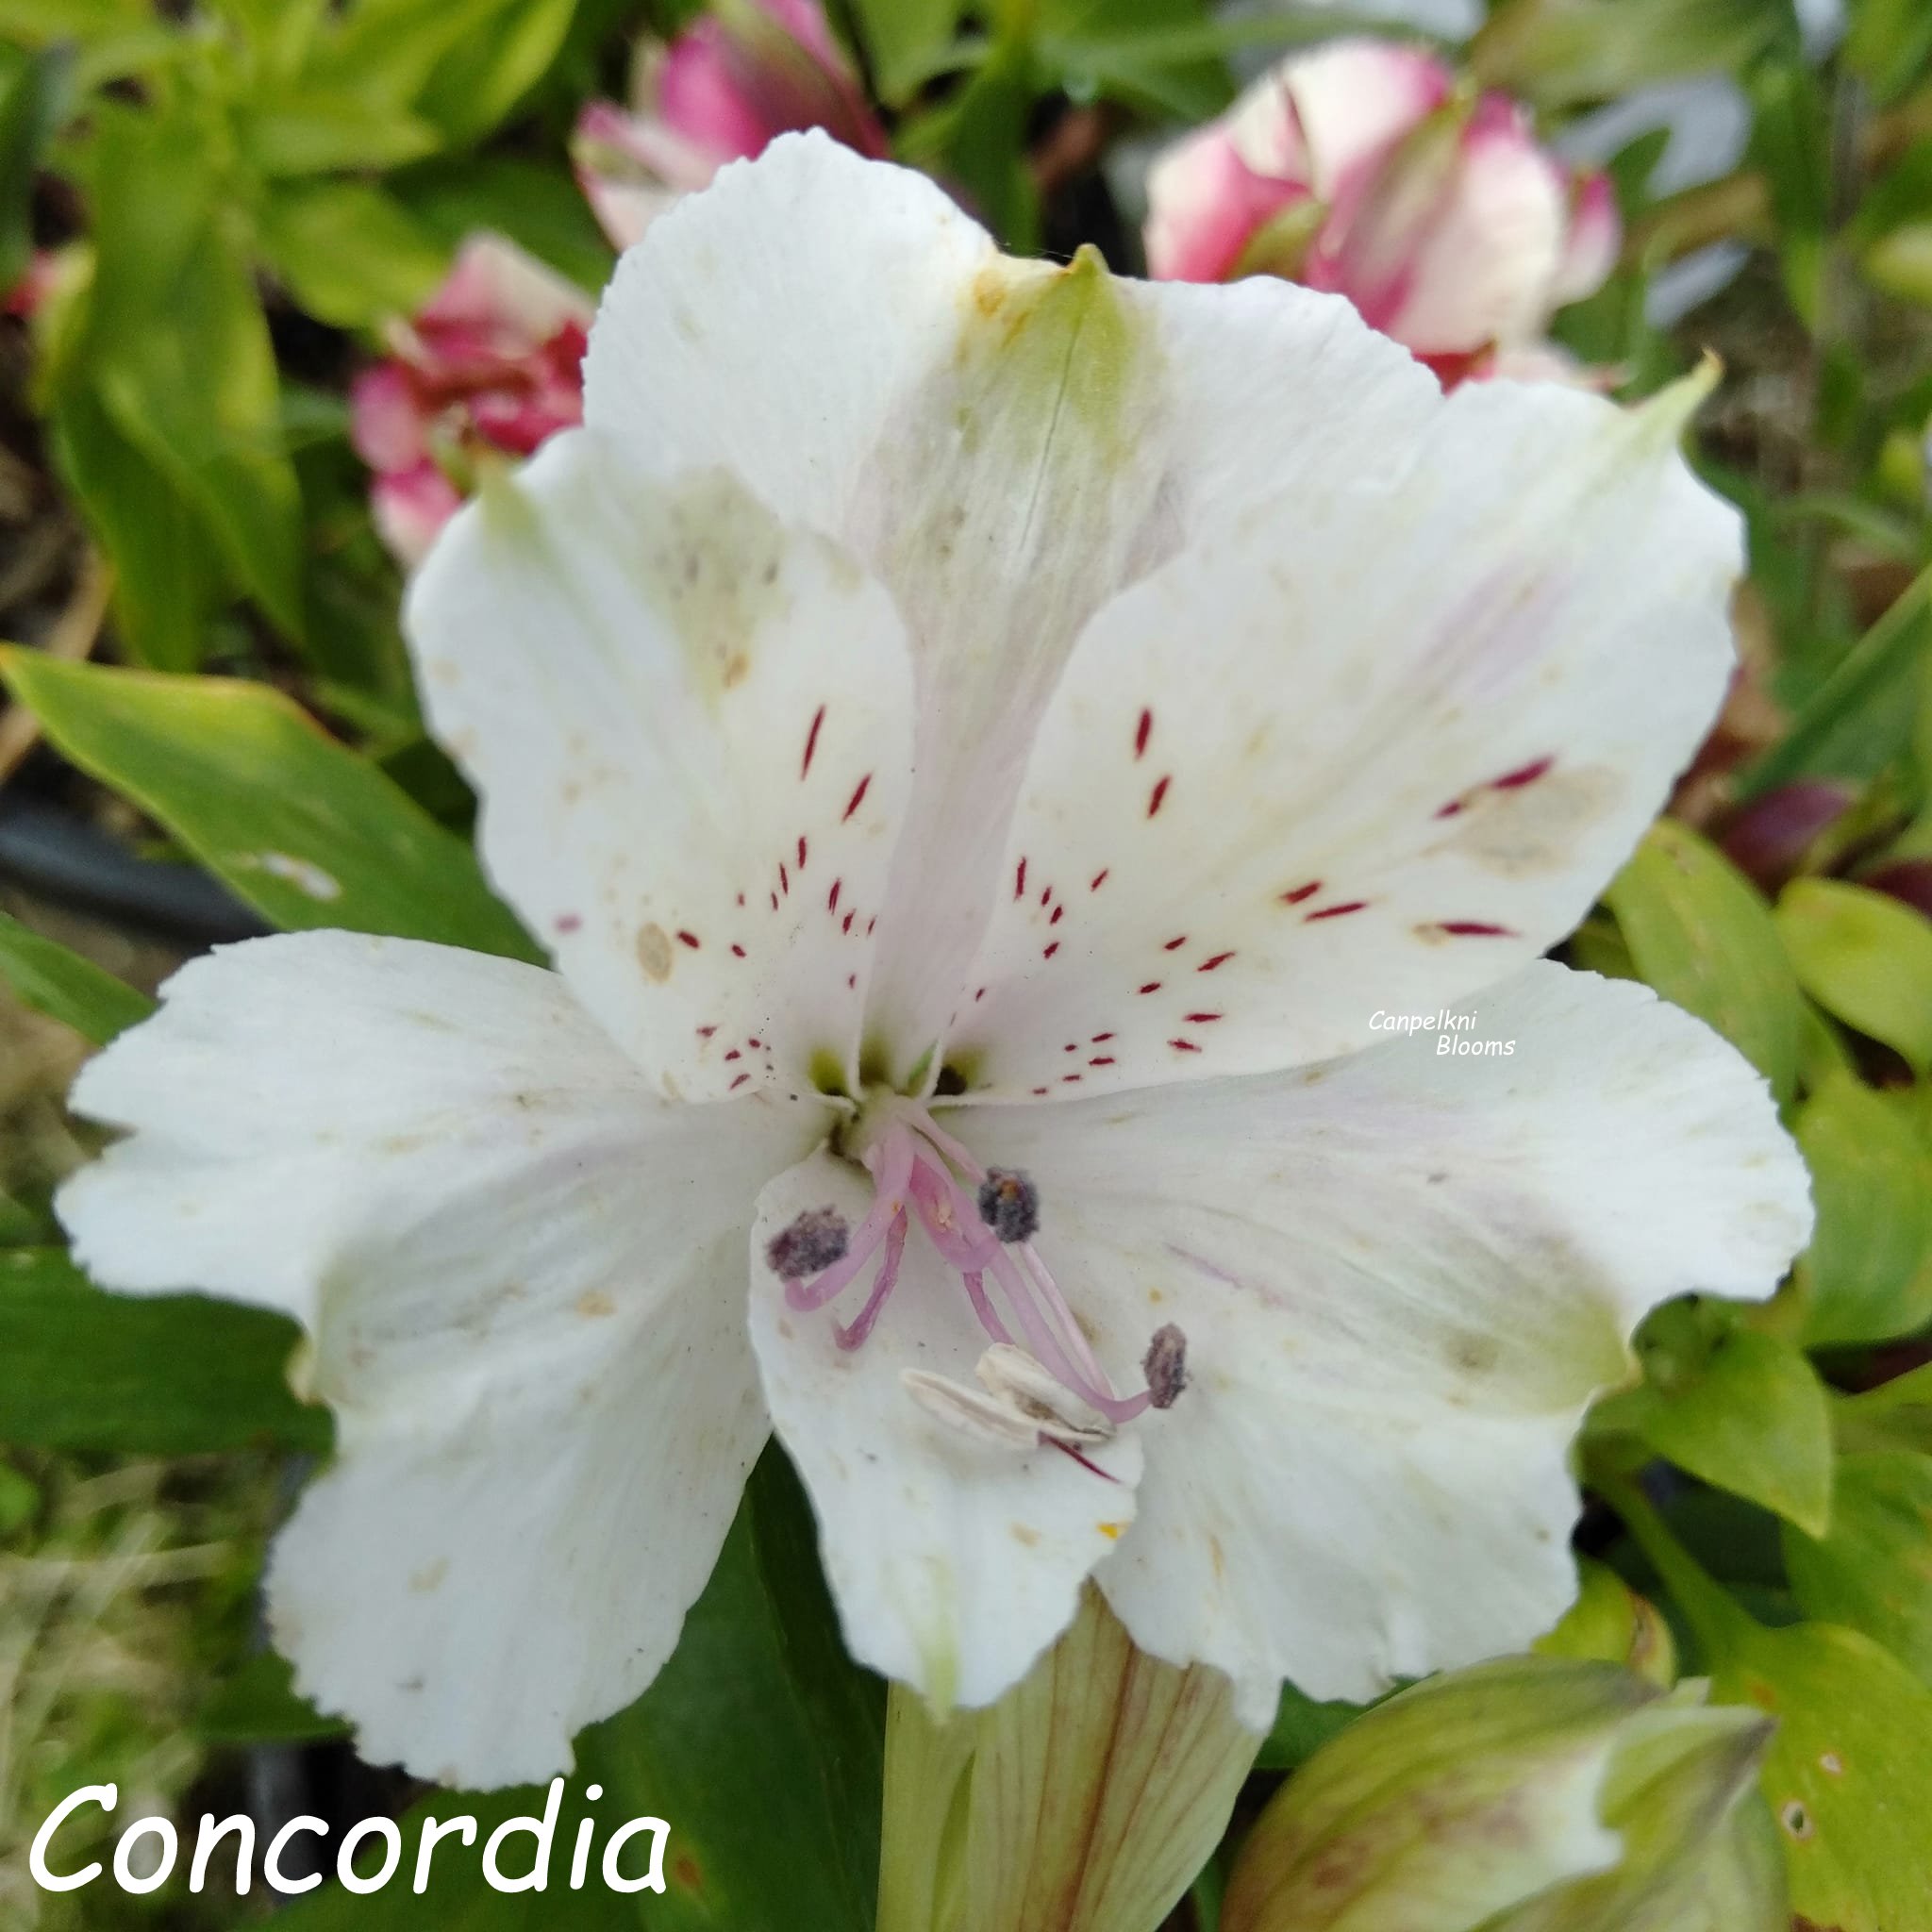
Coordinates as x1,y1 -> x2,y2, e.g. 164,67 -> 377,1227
1040,886 -> 1051,908
1015,858 -> 1028,900
1170,1038 -> 1202,1053
1032,1086 -> 1050,1096
1306,902 -> 1367,922
724,1050 -> 741,1062
696,1024 -> 717,1039
1061,1073 -> 1082,1083
1280,881 -> 1321,906
1494,757 -> 1552,790
736,892 -> 745,908
842,910 -> 855,934
802,705 -> 825,778
768,892 -> 779,911
797,835 -> 808,870
847,973 -> 857,989
779,863 -> 790,895
1163,935 -> 1187,952
1043,941 -> 1060,959
1134,708 -> 1153,758
1091,1031 -> 1114,1042
827,879 -> 841,912
1435,799 -> 1466,820
1090,1055 -> 1115,1066
866,917 -> 876,936
1139,981 -> 1162,995
1184,1011 -> 1223,1024
974,987 -> 987,1002
677,930 -> 701,949
1050,905 -> 1064,925
555,912 -> 582,934
730,1074 -> 750,1091
1432,921 -> 1517,937
1090,869 -> 1108,891
1064,1042 -> 1078,1053
1197,951 -> 1236,972
1147,775 -> 1171,818
730,943 -> 746,958
842,774 -> 872,821
748,1038 -> 761,1049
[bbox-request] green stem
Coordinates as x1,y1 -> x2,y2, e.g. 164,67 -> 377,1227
1738,559 -> 1932,801
1593,1472 -> 1752,1663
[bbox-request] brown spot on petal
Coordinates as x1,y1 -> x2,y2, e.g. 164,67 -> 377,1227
636,924 -> 673,982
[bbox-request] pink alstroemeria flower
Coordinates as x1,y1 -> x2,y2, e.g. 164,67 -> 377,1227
574,0 -> 888,251
1145,39 -> 1619,380
349,237 -> 594,568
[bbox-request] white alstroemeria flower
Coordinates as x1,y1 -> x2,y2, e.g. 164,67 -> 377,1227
58,134 -> 1811,1788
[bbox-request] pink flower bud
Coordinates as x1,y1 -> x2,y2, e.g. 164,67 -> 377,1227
574,0 -> 886,252
349,237 -> 594,568
1145,38 -> 1619,382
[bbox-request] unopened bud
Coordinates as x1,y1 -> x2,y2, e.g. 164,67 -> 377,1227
1223,1656 -> 1782,1932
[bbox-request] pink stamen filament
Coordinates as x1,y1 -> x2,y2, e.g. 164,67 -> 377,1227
789,1112 -> 1153,1424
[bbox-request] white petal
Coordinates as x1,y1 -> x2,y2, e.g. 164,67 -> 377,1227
942,965 -> 1810,1723
59,931 -> 823,1784
584,132 -> 1436,1083
1274,39 -> 1453,204
1385,107 -> 1571,354
748,1148 -> 1142,1710
943,375 -> 1740,1099
406,429 -> 914,1101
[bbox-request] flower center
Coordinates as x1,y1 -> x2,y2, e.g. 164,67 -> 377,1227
766,1099 -> 1185,1461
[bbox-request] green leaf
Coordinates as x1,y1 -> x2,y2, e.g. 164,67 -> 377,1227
75,104 -> 307,641
1253,1678 -> 1368,1773
1469,0 -> 1781,108
0,1247 -> 328,1456
1844,0 -> 1932,102
1590,1298 -> 1834,1535
257,179 -> 450,327
391,155 -> 614,293
240,93 -> 443,175
849,0 -> 964,103
409,0 -> 579,147
897,43 -> 1040,252
279,1449 -> 883,1930
0,652 -> 540,959
1775,877 -> 1932,1074
200,1653 -> 353,1745
1708,1618 -> 1932,1932
0,910 -> 153,1044
1602,820 -> 1804,1105
48,376 -> 227,675
1784,1450 -> 1932,1687
1791,1074 -> 1932,1347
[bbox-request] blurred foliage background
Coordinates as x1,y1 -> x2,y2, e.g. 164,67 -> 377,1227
1,0 -> 1931,1926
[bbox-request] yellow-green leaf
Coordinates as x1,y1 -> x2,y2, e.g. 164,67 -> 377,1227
1776,877 -> 1932,1073
1602,820 -> 1803,1103
0,652 -> 538,959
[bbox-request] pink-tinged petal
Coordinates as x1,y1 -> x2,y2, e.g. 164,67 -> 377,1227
3,248 -> 59,318
575,96 -> 725,191
942,375 -> 1737,1099
349,363 -> 428,473
578,171 -> 689,252
1383,98 -> 1571,355
1279,38 -> 1453,207
422,235 -> 595,345
950,964 -> 1808,1720
659,18 -> 779,161
1482,340 -> 1617,389
1145,127 -> 1310,283
372,462 -> 461,571
1552,170 -> 1621,307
